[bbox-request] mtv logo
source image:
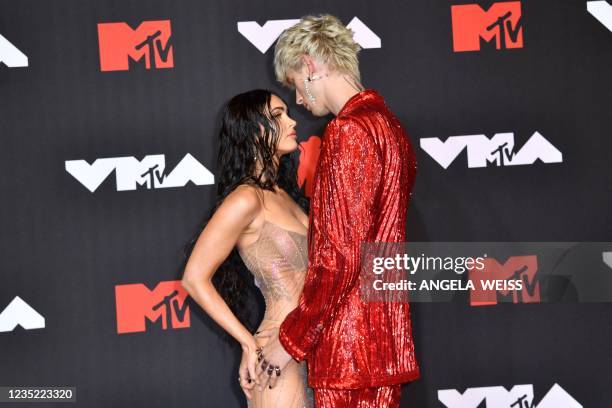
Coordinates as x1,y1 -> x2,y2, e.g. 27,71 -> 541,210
65,153 -> 215,192
451,1 -> 523,52
469,255 -> 540,306
0,33 -> 28,67
438,383 -> 582,408
115,280 -> 190,334
238,17 -> 381,53
0,296 -> 45,332
97,20 -> 173,71
587,1 -> 612,32
420,131 -> 562,169
297,135 -> 321,197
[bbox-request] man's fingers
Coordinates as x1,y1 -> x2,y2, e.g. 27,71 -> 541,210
256,356 -> 272,390
255,356 -> 266,378
267,366 -> 280,389
254,328 -> 277,339
255,353 -> 271,386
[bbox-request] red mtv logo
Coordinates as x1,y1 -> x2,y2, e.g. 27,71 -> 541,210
451,2 -> 523,52
97,20 -> 173,71
115,280 -> 190,334
469,255 -> 540,306
297,135 -> 321,198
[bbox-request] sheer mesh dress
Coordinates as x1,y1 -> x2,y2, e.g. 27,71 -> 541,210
238,220 -> 314,408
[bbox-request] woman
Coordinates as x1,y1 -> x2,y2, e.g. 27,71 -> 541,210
181,89 -> 313,408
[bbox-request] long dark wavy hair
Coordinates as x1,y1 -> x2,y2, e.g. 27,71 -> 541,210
184,89 -> 308,337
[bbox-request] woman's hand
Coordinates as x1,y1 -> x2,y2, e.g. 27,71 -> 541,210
238,338 -> 261,399
181,186 -> 265,398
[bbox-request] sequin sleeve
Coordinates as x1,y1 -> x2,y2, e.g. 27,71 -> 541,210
279,116 -> 382,361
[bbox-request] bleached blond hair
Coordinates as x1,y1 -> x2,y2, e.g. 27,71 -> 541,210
274,14 -> 361,87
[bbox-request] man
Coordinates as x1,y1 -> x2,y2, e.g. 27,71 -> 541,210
249,14 -> 420,407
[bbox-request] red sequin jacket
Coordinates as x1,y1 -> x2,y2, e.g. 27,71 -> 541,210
279,90 -> 420,389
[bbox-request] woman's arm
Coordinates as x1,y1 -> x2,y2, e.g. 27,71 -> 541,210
181,185 -> 261,352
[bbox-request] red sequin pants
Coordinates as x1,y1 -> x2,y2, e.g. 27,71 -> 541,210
313,385 -> 401,408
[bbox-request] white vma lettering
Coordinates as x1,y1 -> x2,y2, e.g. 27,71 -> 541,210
0,33 -> 28,67
238,17 -> 381,53
438,383 -> 582,408
439,384 -> 533,407
65,153 -> 215,192
0,296 -> 45,332
346,17 -> 381,49
420,132 -> 563,169
537,384 -> 582,408
603,251 -> 612,269
238,19 -> 299,54
587,1 -> 612,32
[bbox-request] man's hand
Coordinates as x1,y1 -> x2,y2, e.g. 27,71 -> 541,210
255,328 -> 293,390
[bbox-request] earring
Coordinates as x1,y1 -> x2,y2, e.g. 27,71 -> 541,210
303,78 -> 316,104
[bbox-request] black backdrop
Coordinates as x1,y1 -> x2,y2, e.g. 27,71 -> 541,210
1,0 -> 611,407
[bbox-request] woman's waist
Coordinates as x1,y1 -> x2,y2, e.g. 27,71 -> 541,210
258,303 -> 298,329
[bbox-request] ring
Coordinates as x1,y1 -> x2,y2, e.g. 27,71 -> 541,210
238,376 -> 242,382
261,360 -> 269,371
267,366 -> 274,376
275,367 -> 281,377
257,352 -> 264,363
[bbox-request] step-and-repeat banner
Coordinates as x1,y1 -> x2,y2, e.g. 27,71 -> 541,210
1,1 -> 611,407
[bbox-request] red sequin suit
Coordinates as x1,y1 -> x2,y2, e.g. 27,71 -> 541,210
279,90 -> 420,399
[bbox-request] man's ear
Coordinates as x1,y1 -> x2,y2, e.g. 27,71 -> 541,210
301,55 -> 317,76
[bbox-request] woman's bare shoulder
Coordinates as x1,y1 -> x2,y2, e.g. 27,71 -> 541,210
216,184 -> 263,220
